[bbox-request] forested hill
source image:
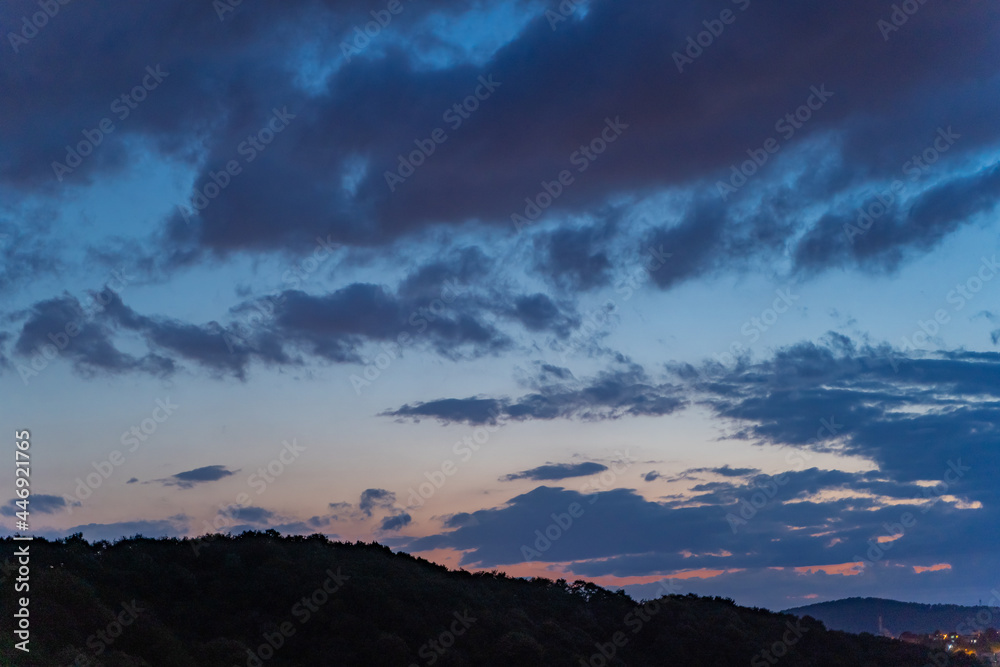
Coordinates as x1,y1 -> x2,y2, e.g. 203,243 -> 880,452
0,533 -> 985,666
784,597 -> 1000,636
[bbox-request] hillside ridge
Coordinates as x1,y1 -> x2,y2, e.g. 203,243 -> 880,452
0,532 -> 986,666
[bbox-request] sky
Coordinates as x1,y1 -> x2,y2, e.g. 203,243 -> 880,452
2,0 -> 999,612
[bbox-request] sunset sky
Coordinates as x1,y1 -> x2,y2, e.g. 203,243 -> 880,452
2,0 -> 999,611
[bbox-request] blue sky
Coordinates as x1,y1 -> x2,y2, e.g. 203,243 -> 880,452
2,0 -> 999,611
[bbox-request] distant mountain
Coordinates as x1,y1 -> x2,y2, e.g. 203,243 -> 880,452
0,533 -> 987,666
785,597 -> 999,636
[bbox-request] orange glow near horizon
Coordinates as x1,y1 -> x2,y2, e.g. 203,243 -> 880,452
794,562 -> 864,576
406,547 -> 739,588
913,563 -> 952,573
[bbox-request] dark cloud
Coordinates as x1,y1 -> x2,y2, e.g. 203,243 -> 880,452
676,337 -> 1000,489
0,218 -> 62,292
224,506 -> 275,524
794,161 -> 1000,273
501,462 -> 608,482
9,271 -> 581,379
642,471 -> 661,482
157,465 -> 238,489
13,294 -> 174,379
258,283 -> 510,363
538,364 -> 573,381
710,466 -> 759,478
442,512 -> 478,528
358,488 -> 397,517
405,471 -> 989,598
386,397 -> 504,425
534,223 -> 614,291
644,199 -> 726,291
666,465 -> 761,483
0,332 -> 11,375
326,502 -> 357,523
2,0 -> 993,281
678,468 -> 937,509
307,515 -> 332,529
1,494 -> 72,516
100,291 -> 294,380
355,489 -> 410,531
973,311 -> 1000,347
380,512 -> 412,531
400,484 -> 814,568
396,246 -> 492,300
39,518 -> 189,542
665,337 -> 1000,578
506,293 -> 580,339
384,363 -> 684,425
394,338 -> 999,605
502,362 -> 686,421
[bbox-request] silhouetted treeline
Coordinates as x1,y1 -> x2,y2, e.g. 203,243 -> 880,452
0,532 -> 986,666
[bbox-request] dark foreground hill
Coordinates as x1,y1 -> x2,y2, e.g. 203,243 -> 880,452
784,597 -> 1000,636
0,532 -> 985,667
